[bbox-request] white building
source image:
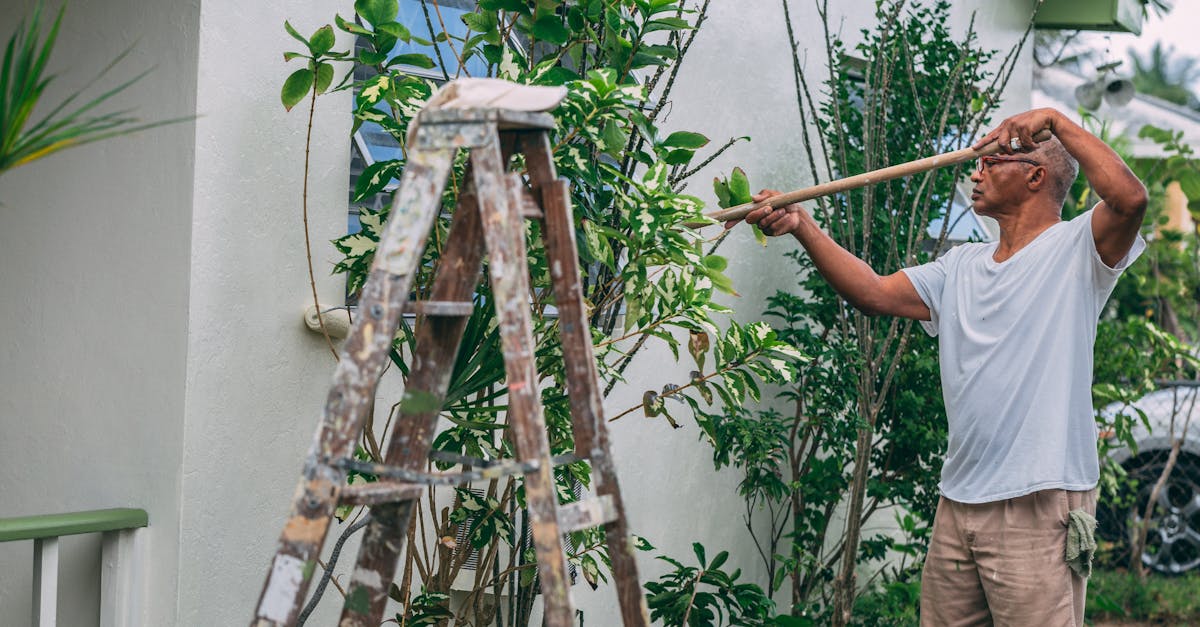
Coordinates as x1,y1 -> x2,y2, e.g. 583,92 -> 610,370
0,0 -> 1104,624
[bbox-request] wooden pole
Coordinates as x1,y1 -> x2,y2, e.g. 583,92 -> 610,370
687,128 -> 1052,228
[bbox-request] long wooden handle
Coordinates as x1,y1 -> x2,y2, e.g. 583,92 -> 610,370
689,128 -> 1052,228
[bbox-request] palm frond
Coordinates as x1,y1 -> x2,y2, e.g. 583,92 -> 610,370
0,1 -> 191,176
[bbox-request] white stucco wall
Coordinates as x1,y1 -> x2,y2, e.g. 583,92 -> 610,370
174,1 -> 355,625
0,1 -> 200,625
0,0 -> 1035,625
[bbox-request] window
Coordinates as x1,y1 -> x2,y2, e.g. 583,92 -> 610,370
926,184 -> 994,247
348,0 -> 512,238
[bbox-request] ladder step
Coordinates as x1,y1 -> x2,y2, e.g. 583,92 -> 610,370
338,481 -> 423,506
558,495 -> 618,533
429,450 -> 585,468
408,300 -> 475,316
333,457 -> 540,485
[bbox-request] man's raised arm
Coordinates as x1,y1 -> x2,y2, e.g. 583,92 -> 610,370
974,108 -> 1148,267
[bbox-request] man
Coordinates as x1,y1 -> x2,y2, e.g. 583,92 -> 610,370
733,108 -> 1147,626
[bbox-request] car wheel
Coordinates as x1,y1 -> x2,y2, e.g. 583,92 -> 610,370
1120,452 -> 1200,575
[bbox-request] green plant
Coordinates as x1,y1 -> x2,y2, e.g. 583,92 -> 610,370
0,1 -> 184,176
1087,568 -> 1200,622
700,1 -> 1036,623
279,0 -> 801,622
644,542 -> 776,626
1064,116 -> 1200,576
1067,118 -> 1200,340
848,573 -> 921,627
395,589 -> 454,625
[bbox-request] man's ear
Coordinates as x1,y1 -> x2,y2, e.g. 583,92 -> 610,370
1027,165 -> 1046,191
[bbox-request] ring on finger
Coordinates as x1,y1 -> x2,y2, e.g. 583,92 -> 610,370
1009,137 -> 1022,150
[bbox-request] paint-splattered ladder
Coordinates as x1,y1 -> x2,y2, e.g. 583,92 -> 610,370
251,106 -> 648,627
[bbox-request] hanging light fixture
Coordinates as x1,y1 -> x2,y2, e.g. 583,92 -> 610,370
1075,61 -> 1135,111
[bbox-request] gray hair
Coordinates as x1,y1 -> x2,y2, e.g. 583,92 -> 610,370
1031,137 -> 1079,208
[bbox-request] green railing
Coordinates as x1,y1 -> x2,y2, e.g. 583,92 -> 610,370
0,508 -> 148,542
1,508 -> 148,627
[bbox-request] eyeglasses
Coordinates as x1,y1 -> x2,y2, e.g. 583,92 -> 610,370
975,155 -> 1041,173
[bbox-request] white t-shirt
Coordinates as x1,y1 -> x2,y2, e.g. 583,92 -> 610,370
902,209 -> 1145,503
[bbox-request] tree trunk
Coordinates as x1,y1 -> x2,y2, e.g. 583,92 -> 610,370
831,396 -> 876,626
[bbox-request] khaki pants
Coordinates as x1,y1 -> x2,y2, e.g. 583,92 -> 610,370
920,489 -> 1097,627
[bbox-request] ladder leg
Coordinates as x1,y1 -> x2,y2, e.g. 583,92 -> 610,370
523,133 -> 650,626
252,147 -> 455,627
472,133 -> 575,626
338,186 -> 487,626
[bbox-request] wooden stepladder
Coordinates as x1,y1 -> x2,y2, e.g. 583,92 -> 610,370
252,106 -> 648,626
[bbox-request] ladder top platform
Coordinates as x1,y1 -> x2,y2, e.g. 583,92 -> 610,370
417,108 -> 556,130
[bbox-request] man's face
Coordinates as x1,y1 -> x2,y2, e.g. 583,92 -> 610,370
969,155 -> 1042,217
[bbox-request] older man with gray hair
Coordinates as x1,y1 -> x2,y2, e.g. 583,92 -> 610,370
734,107 -> 1147,625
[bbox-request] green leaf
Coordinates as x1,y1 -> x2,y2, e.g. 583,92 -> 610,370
480,0 -> 529,11
354,159 -> 405,199
705,269 -> 736,295
388,53 -> 436,69
1137,123 -> 1174,144
284,20 -> 309,47
692,542 -> 706,567
532,16 -> 571,45
1177,167 -> 1200,201
355,0 -> 399,26
281,68 -> 313,111
358,50 -> 387,66
629,51 -> 668,69
481,43 -> 505,65
728,167 -> 751,204
751,223 -> 768,246
702,255 -> 727,272
645,17 -> 692,32
641,44 -> 679,60
632,535 -> 656,551
536,66 -> 580,86
335,14 -> 373,36
309,25 -> 335,55
601,119 -> 626,158
313,63 -> 334,95
461,11 -> 497,34
662,131 -> 709,149
713,177 -> 731,207
283,51 -> 306,62
567,5 -> 585,30
376,21 -> 411,42
663,148 -> 693,165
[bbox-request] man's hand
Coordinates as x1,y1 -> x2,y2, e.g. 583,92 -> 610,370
972,108 -> 1058,154
724,189 -> 804,236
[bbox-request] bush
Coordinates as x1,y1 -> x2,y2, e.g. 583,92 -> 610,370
1087,569 -> 1200,622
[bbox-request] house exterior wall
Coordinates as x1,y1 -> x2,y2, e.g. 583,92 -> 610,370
0,0 -> 1033,625
0,0 -> 200,625
173,1 -> 355,625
